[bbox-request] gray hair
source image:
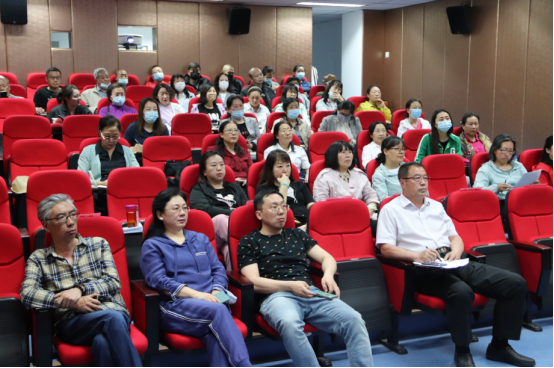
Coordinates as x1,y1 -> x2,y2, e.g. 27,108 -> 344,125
0,75 -> 8,84
94,68 -> 108,80
37,194 -> 76,223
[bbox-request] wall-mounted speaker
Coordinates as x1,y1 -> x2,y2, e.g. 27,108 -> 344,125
446,5 -> 471,34
229,7 -> 251,35
1,0 -> 27,25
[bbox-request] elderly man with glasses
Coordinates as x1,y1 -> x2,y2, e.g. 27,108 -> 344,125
82,67 -> 111,114
20,194 -> 143,367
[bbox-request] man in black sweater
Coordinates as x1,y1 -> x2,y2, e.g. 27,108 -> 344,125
33,67 -> 62,115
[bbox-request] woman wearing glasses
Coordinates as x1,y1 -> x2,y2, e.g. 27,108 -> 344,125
372,136 -> 406,201
140,188 -> 252,367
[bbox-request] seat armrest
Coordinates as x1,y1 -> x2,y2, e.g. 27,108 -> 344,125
33,308 -> 53,367
464,250 -> 486,263
131,280 -> 160,299
226,271 -> 254,339
130,281 -> 160,356
67,152 -> 79,170
510,241 -> 552,253
227,270 -> 253,288
510,241 -> 552,297
376,255 -> 415,315
376,255 -> 414,269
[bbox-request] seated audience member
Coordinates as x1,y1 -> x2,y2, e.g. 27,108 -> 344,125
315,80 -> 344,111
238,190 -> 374,367
214,72 -> 232,105
361,121 -> 388,169
34,67 -> 62,114
115,69 -> 129,85
315,74 -> 337,97
356,85 -> 392,124
262,66 -> 280,91
244,87 -> 270,131
415,109 -> 462,163
223,95 -> 260,153
123,97 -> 169,156
78,116 -> 139,214
21,194 -> 142,367
271,98 -> 312,151
397,98 -> 431,138
533,135 -> 553,186
377,162 -> 534,368
273,83 -> 310,123
283,76 -> 310,109
189,152 -> 248,270
459,112 -> 492,165
171,73 -> 195,113
0,76 -> 22,98
222,64 -> 243,94
81,67 -> 110,114
47,85 -> 92,123
208,120 -> 253,188
191,84 -> 226,131
241,67 -> 276,108
98,82 -> 137,119
147,65 -> 165,87
292,63 -> 312,95
265,120 -> 310,182
185,62 -> 210,94
313,141 -> 379,224
372,136 -> 405,200
319,100 -> 362,146
140,188 -> 251,367
256,150 -> 314,230
474,134 -> 534,201
152,83 -> 184,130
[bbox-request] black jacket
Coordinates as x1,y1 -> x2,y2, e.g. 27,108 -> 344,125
184,74 -> 211,94
229,78 -> 243,94
189,182 -> 248,218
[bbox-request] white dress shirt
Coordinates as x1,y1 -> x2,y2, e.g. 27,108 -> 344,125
376,194 -> 458,252
263,143 -> 310,170
361,141 -> 382,169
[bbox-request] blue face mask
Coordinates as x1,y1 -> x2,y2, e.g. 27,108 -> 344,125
100,83 -> 110,90
231,109 -> 245,119
410,109 -> 422,119
153,72 -> 164,81
296,72 -> 305,80
118,78 -> 128,85
112,96 -> 125,107
437,120 -> 452,132
264,78 -> 273,85
287,109 -> 300,120
328,90 -> 334,99
144,111 -> 159,124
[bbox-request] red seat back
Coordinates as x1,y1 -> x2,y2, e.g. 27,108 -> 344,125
518,149 -> 542,172
355,110 -> 386,130
180,164 -> 235,200
310,96 -> 322,117
470,152 -> 489,184
9,85 -> 27,98
201,134 -> 248,154
266,112 -> 286,133
110,74 -> 140,86
422,154 -> 467,201
506,185 -> 553,243
309,85 -> 325,99
172,113 -> 212,149
348,96 -> 367,111
26,73 -> 47,101
201,75 -> 212,82
0,72 -> 17,84
247,160 -> 300,200
188,97 -> 223,113
96,97 -> 136,111
234,75 -> 245,85
126,86 -> 154,107
0,177 -> 10,224
69,74 -> 96,90
120,113 -> 138,134
46,98 -> 87,113
10,139 -> 67,185
0,224 -> 25,297
403,129 -> 431,161
311,111 -> 333,132
256,133 -> 301,162
0,99 -> 37,133
79,138 -> 130,153
145,75 -> 172,86
308,131 -> 349,163
143,136 -> 192,171
308,160 -> 326,195
62,115 -> 102,154
452,127 -> 462,136
379,193 -> 401,210
357,130 -> 371,170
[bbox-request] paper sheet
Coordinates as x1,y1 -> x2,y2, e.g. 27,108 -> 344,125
513,170 -> 541,188
414,258 -> 469,269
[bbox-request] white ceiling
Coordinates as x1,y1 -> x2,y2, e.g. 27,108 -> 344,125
172,0 -> 437,23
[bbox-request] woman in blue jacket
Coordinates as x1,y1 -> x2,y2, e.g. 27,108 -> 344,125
140,188 -> 251,367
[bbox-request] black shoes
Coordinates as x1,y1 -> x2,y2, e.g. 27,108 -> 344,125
486,344 -> 536,367
455,352 -> 475,367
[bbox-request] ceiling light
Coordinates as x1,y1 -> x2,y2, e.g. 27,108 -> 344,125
297,2 -> 364,7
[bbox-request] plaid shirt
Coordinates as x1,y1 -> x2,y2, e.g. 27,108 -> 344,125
20,235 -> 128,323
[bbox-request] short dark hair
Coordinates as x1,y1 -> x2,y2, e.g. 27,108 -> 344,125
366,84 -> 381,95
262,66 -> 274,75
404,98 -> 422,118
107,82 -> 126,99
293,64 -> 304,72
152,83 -> 174,102
272,120 -> 295,152
335,100 -> 355,115
225,94 -> 243,110
460,112 -> 480,126
254,190 -> 284,211
57,84 -> 79,104
489,134 -> 517,163
215,120 -> 245,157
285,76 -> 301,85
170,73 -> 193,98
541,135 -> 553,166
46,67 -> 61,77
376,136 -> 405,165
247,86 -> 262,97
398,162 -> 425,181
258,150 -> 295,187
98,115 -> 122,133
199,83 -> 215,105
324,141 -> 355,171
282,97 -> 300,112
280,83 -> 299,102
150,65 -> 161,74
368,121 -> 388,142
188,62 -> 201,70
198,151 -> 227,186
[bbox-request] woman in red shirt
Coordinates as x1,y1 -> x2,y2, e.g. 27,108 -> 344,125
532,135 -> 553,186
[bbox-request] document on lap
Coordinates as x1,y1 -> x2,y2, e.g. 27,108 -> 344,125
413,258 -> 469,269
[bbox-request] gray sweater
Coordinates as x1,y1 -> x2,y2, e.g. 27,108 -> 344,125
318,114 -> 363,144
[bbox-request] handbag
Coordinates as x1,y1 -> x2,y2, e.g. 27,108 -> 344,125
164,160 -> 191,187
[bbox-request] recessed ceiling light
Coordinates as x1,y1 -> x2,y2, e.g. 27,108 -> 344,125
297,2 -> 364,7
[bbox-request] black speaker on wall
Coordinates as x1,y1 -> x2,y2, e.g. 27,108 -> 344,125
446,5 -> 471,34
229,7 -> 251,35
1,0 -> 27,25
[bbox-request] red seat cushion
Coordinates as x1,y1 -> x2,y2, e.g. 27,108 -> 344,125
255,314 -> 320,336
162,317 -> 247,350
414,292 -> 488,310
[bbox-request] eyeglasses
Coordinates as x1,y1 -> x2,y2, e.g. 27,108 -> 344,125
266,204 -> 290,213
45,212 -> 80,223
168,206 -> 190,214
224,129 -> 240,135
402,175 -> 430,183
48,76 -> 61,80
101,133 -> 120,141
389,147 -> 406,152
280,129 -> 293,134
498,149 -> 515,154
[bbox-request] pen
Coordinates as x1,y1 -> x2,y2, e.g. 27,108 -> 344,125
425,246 -> 443,262
88,170 -> 97,187
135,139 -> 141,145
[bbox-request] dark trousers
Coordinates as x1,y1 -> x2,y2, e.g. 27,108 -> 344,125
57,310 -> 142,367
414,261 -> 527,346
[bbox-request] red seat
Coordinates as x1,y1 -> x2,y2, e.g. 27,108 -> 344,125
9,85 -> 27,98
357,130 -> 371,171
107,167 -> 167,223
172,113 -> 212,149
422,154 -> 467,201
188,97 -> 223,113
309,85 -> 326,99
391,110 -> 425,135
79,137 -> 130,152
82,85 -> 96,92
365,157 -> 410,183
46,98 -> 87,114
518,149 -> 542,172
234,75 -> 245,85
271,97 -> 281,110
310,96 -> 321,117
266,112 -> 285,133
452,127 -> 462,136
110,74 -> 140,86
469,152 -> 488,186
26,73 -> 47,101
0,99 -> 36,133
145,75 -> 172,87
9,139 -> 67,187
68,73 -> 96,91
403,129 -> 431,162
126,85 -> 154,107
308,160 -> 326,195
96,97 -> 136,111
247,160 -> 300,200
348,96 -> 367,111
180,164 -> 235,199
0,72 -> 17,84
506,185 -> 553,245
308,132 -> 349,163
143,136 -> 192,172
201,134 -> 248,155
0,177 -> 10,224
355,110 -> 386,130
256,133 -> 301,162
62,115 -> 102,154
311,110 -> 333,132
120,113 -> 138,135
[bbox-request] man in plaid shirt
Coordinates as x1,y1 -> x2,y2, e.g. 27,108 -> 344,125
20,194 -> 142,367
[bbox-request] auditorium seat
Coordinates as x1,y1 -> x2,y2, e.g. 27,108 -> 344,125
275,85 -> 304,98
308,131 -> 349,163
357,130 -> 372,170
9,84 -> 27,98
0,177 -> 9,225
107,167 -> 167,223
391,109 -> 427,134
79,137 -> 130,152
0,99 -> 36,133
120,113 -> 138,134
452,127 -> 462,136
126,85 -> 154,107
110,74 -> 140,86
0,72 -> 17,84
96,97 -> 136,111
518,149 -> 542,172
347,96 -> 367,111
145,75 -> 172,87
403,129 -> 431,161
46,97 -> 87,113
142,136 -> 192,172
188,97 -> 223,113
308,159 -> 326,195
266,111 -> 286,133
246,160 -> 300,200
234,75 -> 245,85
469,152 -> 489,186
33,216 -> 149,366
82,85 -> 96,92
172,113 -> 212,149
309,85 -> 325,99
26,73 -> 47,101
180,164 -> 235,200
311,110 -> 333,132
61,115 -> 102,155
68,73 -> 96,91
355,110 -> 386,130
422,154 -> 467,201
310,96 -> 322,117
201,134 -> 248,155
256,133 -> 301,162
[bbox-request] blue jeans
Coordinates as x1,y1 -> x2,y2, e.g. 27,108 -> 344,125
57,310 -> 142,367
260,286 -> 373,367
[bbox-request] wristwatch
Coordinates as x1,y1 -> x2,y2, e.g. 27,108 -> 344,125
77,284 -> 86,296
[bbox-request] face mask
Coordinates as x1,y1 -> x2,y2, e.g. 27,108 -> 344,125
112,96 -> 125,107
337,112 -> 350,123
287,109 -> 300,120
219,81 -> 229,91
144,111 -> 159,124
118,79 -> 128,85
231,109 -> 245,119
410,109 -> 422,119
174,82 -> 186,92
296,72 -> 305,79
328,90 -> 335,99
437,120 -> 452,132
100,83 -> 110,90
190,71 -> 200,80
227,73 -> 234,80
153,72 -> 164,81
264,78 -> 273,85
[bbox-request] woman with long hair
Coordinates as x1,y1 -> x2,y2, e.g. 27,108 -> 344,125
415,108 -> 462,163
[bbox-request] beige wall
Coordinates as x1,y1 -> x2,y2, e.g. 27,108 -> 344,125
363,0 -> 553,150
0,0 -> 312,88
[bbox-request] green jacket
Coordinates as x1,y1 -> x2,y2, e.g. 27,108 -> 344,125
415,133 -> 463,163
78,143 -> 139,184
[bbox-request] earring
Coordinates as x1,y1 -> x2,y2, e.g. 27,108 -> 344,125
159,218 -> 163,221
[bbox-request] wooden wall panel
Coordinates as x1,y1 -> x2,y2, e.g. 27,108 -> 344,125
400,4 -> 423,106
49,0 -> 72,32
72,0 -> 118,74
0,12 -> 7,73
493,0 -> 530,142
119,51 -> 158,83
362,11 -> 384,90
117,0 -> 157,26
52,49 -> 73,84
5,0 -> 52,87
276,7 -> 312,83
383,9 -> 402,112
522,0 -> 552,150
238,6 -> 276,83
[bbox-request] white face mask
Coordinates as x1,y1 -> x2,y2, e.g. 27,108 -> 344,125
219,81 -> 229,91
174,82 -> 186,92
